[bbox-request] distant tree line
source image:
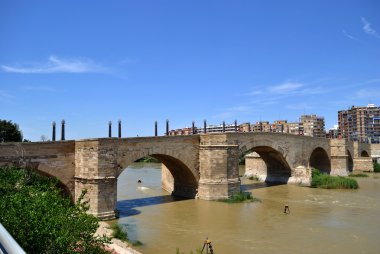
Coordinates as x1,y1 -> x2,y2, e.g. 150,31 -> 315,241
0,119 -> 23,142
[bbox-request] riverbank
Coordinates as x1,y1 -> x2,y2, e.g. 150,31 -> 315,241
96,222 -> 143,254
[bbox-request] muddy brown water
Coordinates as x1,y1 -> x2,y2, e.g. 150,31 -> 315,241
116,163 -> 380,254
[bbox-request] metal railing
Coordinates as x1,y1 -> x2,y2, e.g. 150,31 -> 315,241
0,223 -> 25,254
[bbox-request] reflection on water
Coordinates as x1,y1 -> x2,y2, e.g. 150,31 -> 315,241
117,163 -> 380,254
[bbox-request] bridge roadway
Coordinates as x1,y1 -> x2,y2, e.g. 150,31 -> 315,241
0,132 -> 373,220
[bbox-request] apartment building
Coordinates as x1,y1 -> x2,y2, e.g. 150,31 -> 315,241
300,115 -> 325,137
338,104 -> 380,143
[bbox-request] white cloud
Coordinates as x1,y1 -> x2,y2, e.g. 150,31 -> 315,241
361,17 -> 380,39
212,105 -> 252,119
0,90 -> 14,103
268,82 -> 304,94
342,30 -> 358,41
1,56 -> 107,74
355,88 -> 379,99
22,86 -> 61,92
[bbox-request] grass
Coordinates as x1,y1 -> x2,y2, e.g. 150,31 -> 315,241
248,175 -> 259,181
110,223 -> 143,246
311,169 -> 358,189
374,162 -> 380,173
349,173 -> 368,177
219,191 -> 260,203
111,223 -> 128,241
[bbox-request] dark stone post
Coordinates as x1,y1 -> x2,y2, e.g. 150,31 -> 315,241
52,121 -> 56,141
166,119 -> 169,136
270,125 -> 272,132
281,124 -> 284,133
204,120 -> 207,134
155,121 -> 158,136
192,121 -> 195,134
61,120 -> 65,141
234,120 -> 238,132
108,121 -> 112,138
248,122 -> 251,132
222,121 -> 226,132
118,120 -> 122,138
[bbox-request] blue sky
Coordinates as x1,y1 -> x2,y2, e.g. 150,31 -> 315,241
1,0 -> 379,141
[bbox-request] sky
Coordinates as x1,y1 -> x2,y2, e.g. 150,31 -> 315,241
1,0 -> 379,141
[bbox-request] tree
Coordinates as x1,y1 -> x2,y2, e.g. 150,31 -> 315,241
0,166 -> 111,253
0,119 -> 23,142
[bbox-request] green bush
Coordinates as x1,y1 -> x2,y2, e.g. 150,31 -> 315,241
0,166 -> 110,254
135,156 -> 160,163
111,223 -> 128,241
110,222 -> 142,246
248,175 -> 259,181
311,169 -> 358,189
220,191 -> 259,203
349,173 -> 368,177
374,162 -> 380,173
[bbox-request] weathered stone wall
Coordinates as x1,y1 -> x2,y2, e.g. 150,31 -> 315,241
0,141 -> 75,197
371,144 -> 380,163
244,152 -> 266,181
161,163 -> 174,193
353,158 -> 373,171
330,139 -> 350,176
198,134 -> 240,200
74,139 -> 118,220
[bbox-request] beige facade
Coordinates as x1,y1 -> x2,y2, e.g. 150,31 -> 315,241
300,114 -> 325,137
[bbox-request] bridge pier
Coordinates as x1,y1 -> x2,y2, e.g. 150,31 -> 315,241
330,139 -> 350,176
75,140 -> 118,220
198,135 -> 240,200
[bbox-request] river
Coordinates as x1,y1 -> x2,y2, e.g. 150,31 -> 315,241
116,163 -> 380,254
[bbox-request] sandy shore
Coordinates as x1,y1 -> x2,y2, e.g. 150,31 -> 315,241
96,221 -> 143,254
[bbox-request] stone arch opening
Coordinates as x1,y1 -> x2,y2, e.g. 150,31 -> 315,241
347,150 -> 354,172
118,154 -> 198,199
309,147 -> 331,174
361,150 -> 369,157
241,146 -> 291,184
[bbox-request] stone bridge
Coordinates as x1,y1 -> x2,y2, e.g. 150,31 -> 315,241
0,133 -> 374,219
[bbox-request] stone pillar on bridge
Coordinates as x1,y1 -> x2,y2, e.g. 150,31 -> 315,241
108,121 -> 112,138
330,139 -> 349,176
74,139 -> 118,220
198,134 -> 240,200
52,121 -> 56,141
118,120 -> 122,138
61,120 -> 65,141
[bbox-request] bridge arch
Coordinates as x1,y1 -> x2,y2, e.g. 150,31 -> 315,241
347,149 -> 354,172
117,152 -> 198,198
309,147 -> 331,174
241,146 -> 291,183
361,150 -> 370,157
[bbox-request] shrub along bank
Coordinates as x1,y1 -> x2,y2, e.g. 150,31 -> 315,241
0,166 -> 110,254
311,169 -> 358,189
